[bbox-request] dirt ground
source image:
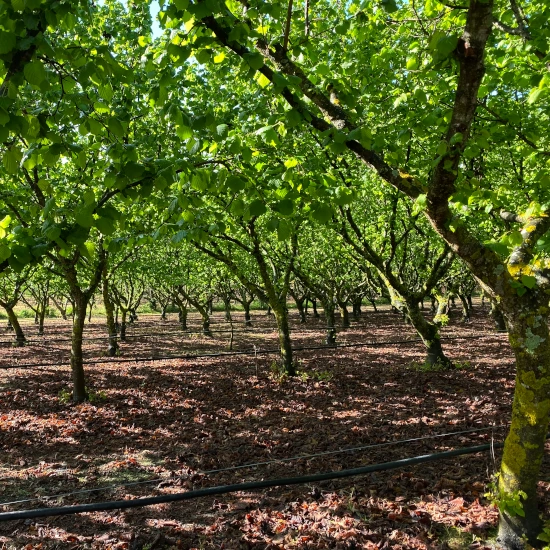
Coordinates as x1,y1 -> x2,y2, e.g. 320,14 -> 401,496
0,303 -> 549,549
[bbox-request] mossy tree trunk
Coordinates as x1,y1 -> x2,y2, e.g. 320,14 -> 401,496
496,297 -> 550,548
56,249 -> 105,404
3,306 -> 26,347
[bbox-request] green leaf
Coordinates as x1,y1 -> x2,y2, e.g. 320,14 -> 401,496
412,194 -> 427,216
312,204 -> 333,223
527,88 -> 544,104
0,244 -> 11,262
380,0 -> 398,13
436,141 -> 448,156
0,215 -> 11,229
521,275 -> 537,289
108,117 -> 125,138
274,199 -> 294,216
24,61 -> 47,86
406,57 -> 418,70
177,125 -> 193,140
284,158 -> 298,168
3,148 -> 21,174
249,199 -> 267,216
244,52 -> 264,70
508,231 -> 523,247
76,207 -> 94,228
277,220 -> 291,241
227,175 -> 246,192
436,35 -> 458,57
11,0 -> 26,12
0,31 -> 16,55
0,108 -> 10,126
95,216 -> 116,236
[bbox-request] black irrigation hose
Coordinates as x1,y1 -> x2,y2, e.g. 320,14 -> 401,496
0,442 -> 505,522
0,333 -> 502,370
0,325 -> 371,345
0,425 -> 506,507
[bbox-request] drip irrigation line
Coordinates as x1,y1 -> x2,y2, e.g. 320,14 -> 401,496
0,326 -> 370,345
0,425 -> 506,508
0,332 -> 505,370
0,442 -> 509,521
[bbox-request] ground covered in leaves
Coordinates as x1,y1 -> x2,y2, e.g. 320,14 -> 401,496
1,303 -> 549,549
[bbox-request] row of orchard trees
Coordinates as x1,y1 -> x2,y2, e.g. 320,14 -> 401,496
1,231 -> 479,351
0,0 -> 549,545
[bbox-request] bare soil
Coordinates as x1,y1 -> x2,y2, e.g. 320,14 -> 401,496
0,303 -> 549,549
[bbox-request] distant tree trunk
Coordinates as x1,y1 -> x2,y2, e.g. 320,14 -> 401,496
102,270 -> 118,357
202,314 -> 211,336
490,300 -> 506,331
295,296 -> 306,323
339,301 -> 350,329
223,297 -> 232,321
311,298 -> 320,319
273,302 -> 295,376
321,298 -> 336,345
38,306 -> 46,336
458,294 -> 471,322
352,298 -> 363,317
119,309 -> 127,342
243,301 -> 253,327
179,306 -> 188,330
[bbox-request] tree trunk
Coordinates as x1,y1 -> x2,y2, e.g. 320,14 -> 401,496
38,306 -> 46,336
273,303 -> 295,376
407,298 -> 453,369
179,306 -> 188,330
496,305 -> 550,548
120,309 -> 127,342
243,301 -> 252,327
202,314 -> 211,336
223,297 -> 232,321
295,297 -> 306,323
311,299 -> 320,319
322,299 -> 336,345
339,302 -> 350,329
70,296 -> 88,403
102,274 -> 118,357
4,306 -> 25,347
491,300 -> 507,331
458,294 -> 470,322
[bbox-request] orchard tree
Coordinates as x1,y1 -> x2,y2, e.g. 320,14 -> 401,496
161,0 -> 550,544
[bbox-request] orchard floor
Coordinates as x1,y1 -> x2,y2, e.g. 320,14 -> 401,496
1,304 -> 549,550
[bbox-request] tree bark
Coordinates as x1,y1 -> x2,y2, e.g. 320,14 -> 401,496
4,306 -> 25,347
273,302 -> 295,376
491,300 -> 507,331
295,296 -> 307,323
70,295 -> 88,403
321,298 -> 336,345
243,301 -> 252,327
102,269 -> 118,357
339,301 -> 350,329
120,309 -> 127,342
496,302 -> 550,548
